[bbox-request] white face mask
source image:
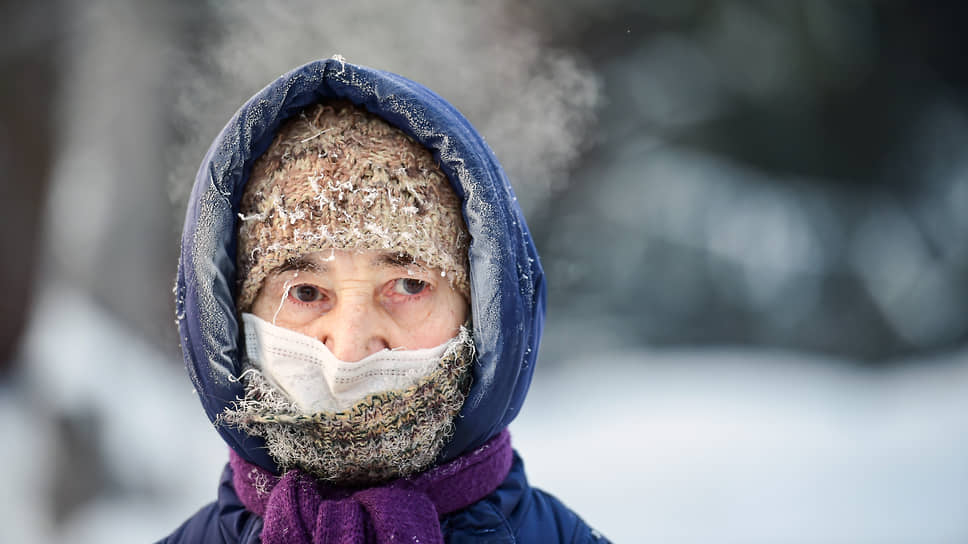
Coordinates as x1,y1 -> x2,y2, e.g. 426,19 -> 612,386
241,313 -> 455,414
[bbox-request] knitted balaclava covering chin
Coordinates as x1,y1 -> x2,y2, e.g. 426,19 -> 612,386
236,100 -> 470,312
221,326 -> 475,485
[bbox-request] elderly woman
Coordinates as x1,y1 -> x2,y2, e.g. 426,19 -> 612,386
163,59 -> 608,544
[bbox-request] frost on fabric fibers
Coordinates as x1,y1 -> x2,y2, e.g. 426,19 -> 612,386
221,327 -> 476,484
189,185 -> 239,387
179,58 -> 546,472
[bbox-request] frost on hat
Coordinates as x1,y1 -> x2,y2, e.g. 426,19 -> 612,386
236,101 -> 470,311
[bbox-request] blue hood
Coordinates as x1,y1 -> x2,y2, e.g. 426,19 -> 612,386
175,58 -> 546,473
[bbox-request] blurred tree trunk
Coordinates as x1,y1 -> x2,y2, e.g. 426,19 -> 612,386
0,1 -> 60,375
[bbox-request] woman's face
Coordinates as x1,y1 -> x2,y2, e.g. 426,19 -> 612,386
250,249 -> 468,362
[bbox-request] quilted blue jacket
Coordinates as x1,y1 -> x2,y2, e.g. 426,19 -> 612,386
164,58 -> 609,543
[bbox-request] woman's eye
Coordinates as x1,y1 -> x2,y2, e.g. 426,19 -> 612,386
289,284 -> 324,303
393,278 -> 428,296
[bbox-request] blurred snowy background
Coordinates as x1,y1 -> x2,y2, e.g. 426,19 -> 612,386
3,1 -> 968,542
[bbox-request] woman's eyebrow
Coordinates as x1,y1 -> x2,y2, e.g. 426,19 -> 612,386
273,256 -> 324,275
373,252 -> 419,270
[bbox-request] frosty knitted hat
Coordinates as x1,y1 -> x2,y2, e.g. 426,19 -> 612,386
236,101 -> 470,311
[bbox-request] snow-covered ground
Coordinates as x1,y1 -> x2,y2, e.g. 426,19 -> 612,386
514,349 -> 968,543
4,288 -> 967,543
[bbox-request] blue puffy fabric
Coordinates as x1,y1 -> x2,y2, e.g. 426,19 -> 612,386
166,58 -> 608,543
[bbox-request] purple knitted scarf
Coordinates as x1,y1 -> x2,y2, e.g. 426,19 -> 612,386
229,430 -> 512,544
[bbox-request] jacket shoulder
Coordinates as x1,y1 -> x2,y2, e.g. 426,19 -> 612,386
156,464 -> 262,544
443,452 -> 611,543
520,487 -> 612,544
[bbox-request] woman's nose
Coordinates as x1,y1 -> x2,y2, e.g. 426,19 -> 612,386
312,297 -> 389,362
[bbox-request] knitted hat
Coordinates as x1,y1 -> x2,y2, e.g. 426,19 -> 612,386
236,101 -> 470,311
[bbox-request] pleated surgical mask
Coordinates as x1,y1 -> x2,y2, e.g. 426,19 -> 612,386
241,313 -> 454,414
